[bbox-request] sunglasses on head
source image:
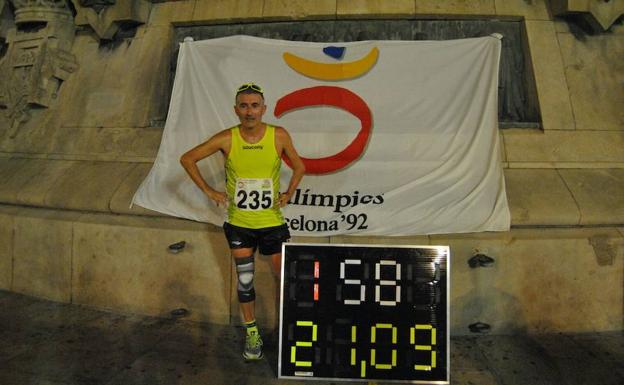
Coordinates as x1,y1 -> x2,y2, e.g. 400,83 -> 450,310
236,83 -> 263,94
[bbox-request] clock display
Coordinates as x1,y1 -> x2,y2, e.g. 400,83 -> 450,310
278,243 -> 449,383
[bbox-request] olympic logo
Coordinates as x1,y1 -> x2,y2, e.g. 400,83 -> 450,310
274,47 -> 378,175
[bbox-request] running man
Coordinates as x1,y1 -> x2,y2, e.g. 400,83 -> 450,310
180,83 -> 305,360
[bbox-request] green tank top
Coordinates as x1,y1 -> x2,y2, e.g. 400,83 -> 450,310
225,124 -> 283,229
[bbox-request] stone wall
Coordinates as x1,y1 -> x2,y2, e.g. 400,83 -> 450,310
1,205 -> 622,334
0,0 -> 622,334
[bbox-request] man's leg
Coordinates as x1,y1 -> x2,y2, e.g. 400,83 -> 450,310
270,252 -> 281,277
260,225 -> 288,333
232,247 -> 263,360
233,247 -> 256,322
262,224 -> 288,278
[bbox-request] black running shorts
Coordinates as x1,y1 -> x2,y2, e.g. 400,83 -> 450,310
223,222 -> 291,255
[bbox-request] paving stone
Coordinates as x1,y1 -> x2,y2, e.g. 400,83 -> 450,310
0,370 -> 77,385
0,293 -> 101,333
533,334 -> 624,385
569,332 -> 624,378
2,313 -> 170,384
474,335 -> 565,385
1,290 -> 623,385
0,327 -> 50,363
451,369 -> 499,385
0,223 -> 9,289
450,337 -> 490,371
0,299 -> 81,362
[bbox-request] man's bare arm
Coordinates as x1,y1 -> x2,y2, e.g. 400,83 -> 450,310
180,130 -> 230,206
276,127 -> 305,207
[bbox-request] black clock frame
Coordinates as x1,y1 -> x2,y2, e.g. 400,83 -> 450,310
278,243 -> 450,384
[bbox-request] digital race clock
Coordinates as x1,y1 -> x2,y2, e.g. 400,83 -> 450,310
278,243 -> 450,383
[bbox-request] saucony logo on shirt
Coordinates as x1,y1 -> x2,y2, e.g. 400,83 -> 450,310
242,145 -> 263,150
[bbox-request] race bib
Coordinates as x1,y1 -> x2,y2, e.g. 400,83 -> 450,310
235,178 -> 274,211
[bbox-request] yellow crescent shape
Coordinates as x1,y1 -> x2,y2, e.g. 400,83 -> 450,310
283,47 -> 379,81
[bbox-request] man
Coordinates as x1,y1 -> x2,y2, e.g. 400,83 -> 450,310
180,83 -> 305,360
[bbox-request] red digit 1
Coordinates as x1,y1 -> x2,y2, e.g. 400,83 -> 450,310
313,260 -> 319,301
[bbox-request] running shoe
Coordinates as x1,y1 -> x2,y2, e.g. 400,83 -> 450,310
243,331 -> 263,360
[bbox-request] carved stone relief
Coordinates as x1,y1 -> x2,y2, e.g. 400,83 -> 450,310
71,0 -> 151,41
80,0 -> 115,13
551,0 -> 624,32
0,0 -> 78,135
1,0 -> 14,53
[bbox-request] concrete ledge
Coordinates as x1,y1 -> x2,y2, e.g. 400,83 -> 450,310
414,0 -> 496,15
147,0 -> 555,27
264,0 -> 337,20
1,205 -> 622,333
44,161 -> 137,212
12,209 -> 82,303
1,206 -> 233,324
558,168 -> 624,225
524,20 -> 576,131
0,159 -> 79,206
504,168 -> 580,226
1,158 -> 623,226
328,229 -> 624,334
504,168 -> 624,226
329,234 -> 430,245
149,0 -> 196,26
503,129 -> 624,164
190,0 -> 263,24
337,0 -> 415,18
557,29 -> 624,132
109,163 -> 164,217
429,228 -> 624,334
494,0 -> 550,20
72,217 -> 231,324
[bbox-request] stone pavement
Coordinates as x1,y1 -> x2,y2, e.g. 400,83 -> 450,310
1,289 -> 622,385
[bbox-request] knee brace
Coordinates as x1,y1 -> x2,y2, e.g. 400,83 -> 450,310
235,256 -> 255,303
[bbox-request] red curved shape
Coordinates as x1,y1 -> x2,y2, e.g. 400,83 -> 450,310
274,86 -> 372,175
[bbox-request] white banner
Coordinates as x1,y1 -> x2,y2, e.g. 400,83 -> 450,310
132,35 -> 510,236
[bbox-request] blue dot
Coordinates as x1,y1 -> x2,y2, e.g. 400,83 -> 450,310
323,46 -> 346,60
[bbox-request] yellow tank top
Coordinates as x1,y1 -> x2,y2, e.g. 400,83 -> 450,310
225,124 -> 283,228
